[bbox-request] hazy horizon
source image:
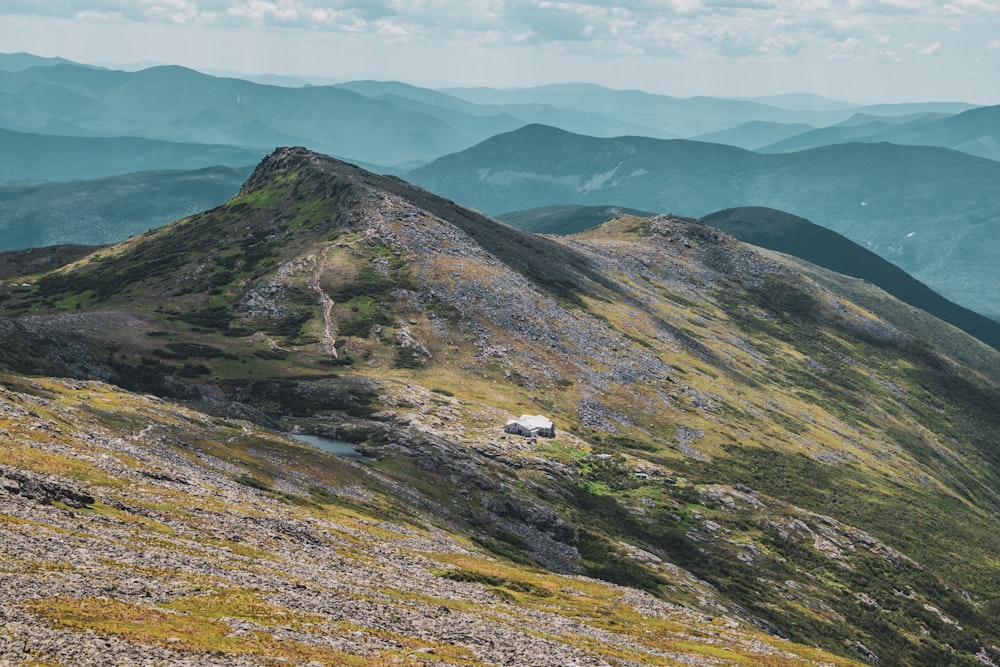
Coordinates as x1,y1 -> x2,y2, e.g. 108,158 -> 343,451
1,2 -> 998,105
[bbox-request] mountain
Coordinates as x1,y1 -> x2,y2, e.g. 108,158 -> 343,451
0,52 -> 84,71
338,79 -> 674,139
490,203 -> 1000,363
762,107 -> 1000,161
0,63 -> 478,166
0,375 -> 865,667
755,113 -> 945,153
0,127 -> 264,183
497,204 -> 657,234
0,63 -> 667,170
0,165 -> 251,250
701,206 -> 1000,358
3,147 -> 1000,665
408,124 -> 1000,320
735,93 -> 860,111
441,83 -> 978,137
442,83 -> 846,137
691,120 -> 816,150
877,105 -> 1000,162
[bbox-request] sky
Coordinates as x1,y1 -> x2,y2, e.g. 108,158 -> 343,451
1,1 -> 999,104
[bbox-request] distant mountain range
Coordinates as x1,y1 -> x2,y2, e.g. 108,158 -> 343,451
0,63 -> 473,167
0,52 -> 83,71
0,165 -> 250,250
761,105 -> 1000,161
442,82 -> 978,138
2,54 -> 991,172
1,50 -> 997,317
408,124 -> 1000,320
334,80 -> 671,140
690,121 -> 817,151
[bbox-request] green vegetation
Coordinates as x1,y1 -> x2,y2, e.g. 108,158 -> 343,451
436,567 -> 552,597
4,147 -> 1000,667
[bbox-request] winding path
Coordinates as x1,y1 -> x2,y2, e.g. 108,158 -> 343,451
310,246 -> 338,358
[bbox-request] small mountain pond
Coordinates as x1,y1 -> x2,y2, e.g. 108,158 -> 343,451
289,433 -> 371,461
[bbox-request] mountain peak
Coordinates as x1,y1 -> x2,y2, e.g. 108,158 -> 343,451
238,146 -> 352,195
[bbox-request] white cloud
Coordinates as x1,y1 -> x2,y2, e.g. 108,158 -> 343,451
3,0 -> 999,103
847,0 -> 927,14
943,0 -> 1000,16
2,0 -> 996,58
827,36 -> 866,60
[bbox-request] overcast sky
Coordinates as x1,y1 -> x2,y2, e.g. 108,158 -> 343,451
2,1 -> 998,103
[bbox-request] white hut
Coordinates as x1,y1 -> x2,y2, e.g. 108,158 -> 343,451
503,414 -> 555,438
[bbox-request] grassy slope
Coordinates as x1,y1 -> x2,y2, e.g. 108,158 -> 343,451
0,375 -> 867,666
497,204 -> 657,234
496,204 -> 1000,370
701,206 -> 1000,353
2,150 -> 1000,665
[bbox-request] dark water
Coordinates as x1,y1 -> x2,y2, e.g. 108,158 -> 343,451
290,433 -> 369,461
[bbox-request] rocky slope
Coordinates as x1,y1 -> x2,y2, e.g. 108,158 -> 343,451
5,376 -> 860,666
406,124 -> 1000,320
3,147 -> 1000,665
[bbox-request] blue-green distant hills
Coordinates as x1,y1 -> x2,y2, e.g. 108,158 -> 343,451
0,166 -> 250,250
762,105 -> 1000,161
0,63 -> 468,167
442,82 -> 977,140
0,128 -> 264,183
2,56 -> 989,170
408,124 -> 1000,319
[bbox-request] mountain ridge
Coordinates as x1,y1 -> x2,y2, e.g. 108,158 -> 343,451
408,124 -> 1000,320
0,64 -> 469,166
3,147 -> 1000,665
762,105 -> 1000,160
491,203 -> 1000,363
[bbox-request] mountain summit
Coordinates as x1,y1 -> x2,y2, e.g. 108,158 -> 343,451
3,148 -> 1000,665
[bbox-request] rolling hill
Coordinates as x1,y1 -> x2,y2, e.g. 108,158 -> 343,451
336,79 -> 672,139
690,120 -> 816,150
0,165 -> 251,250
0,51 -> 85,71
408,124 -> 1000,319
3,147 -> 1000,664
